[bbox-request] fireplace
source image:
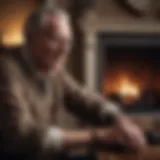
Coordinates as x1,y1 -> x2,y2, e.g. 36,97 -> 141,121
96,32 -> 160,114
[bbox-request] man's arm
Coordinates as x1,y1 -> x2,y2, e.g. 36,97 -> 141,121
62,72 -> 146,155
62,71 -> 120,126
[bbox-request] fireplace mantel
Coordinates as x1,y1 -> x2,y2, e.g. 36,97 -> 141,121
82,0 -> 160,119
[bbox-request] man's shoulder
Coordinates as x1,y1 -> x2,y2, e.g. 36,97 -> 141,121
0,46 -> 23,73
0,46 -> 23,64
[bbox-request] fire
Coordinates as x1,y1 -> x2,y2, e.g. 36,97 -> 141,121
119,77 -> 140,98
103,74 -> 141,103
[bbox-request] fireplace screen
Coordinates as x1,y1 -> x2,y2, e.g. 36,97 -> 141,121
99,33 -> 160,114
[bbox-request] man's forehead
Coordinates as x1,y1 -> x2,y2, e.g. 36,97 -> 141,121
44,13 -> 65,25
43,13 -> 71,36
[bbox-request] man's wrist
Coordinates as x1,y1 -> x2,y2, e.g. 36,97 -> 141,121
89,129 -> 112,151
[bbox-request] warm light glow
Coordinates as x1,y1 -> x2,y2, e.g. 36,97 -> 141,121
3,31 -> 24,46
118,77 -> 140,98
2,16 -> 25,46
0,1 -> 36,46
103,74 -> 141,101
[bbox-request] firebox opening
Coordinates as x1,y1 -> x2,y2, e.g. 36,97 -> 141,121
102,45 -> 160,113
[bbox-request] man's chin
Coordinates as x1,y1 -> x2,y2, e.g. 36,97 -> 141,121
38,62 -> 54,72
40,58 -> 62,72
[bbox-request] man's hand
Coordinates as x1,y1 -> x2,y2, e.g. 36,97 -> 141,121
114,114 -> 147,154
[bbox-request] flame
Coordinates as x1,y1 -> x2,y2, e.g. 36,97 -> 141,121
103,74 -> 141,101
119,77 -> 140,98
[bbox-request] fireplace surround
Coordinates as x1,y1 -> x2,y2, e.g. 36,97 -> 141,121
85,32 -> 160,115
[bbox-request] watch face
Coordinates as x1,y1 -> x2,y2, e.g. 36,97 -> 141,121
126,0 -> 151,12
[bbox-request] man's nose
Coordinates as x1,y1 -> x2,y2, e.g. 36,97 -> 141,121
47,42 -> 59,50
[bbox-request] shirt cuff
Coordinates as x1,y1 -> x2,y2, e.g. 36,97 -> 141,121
43,127 -> 64,151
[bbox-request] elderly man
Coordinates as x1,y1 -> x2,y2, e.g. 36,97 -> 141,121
0,5 -> 146,160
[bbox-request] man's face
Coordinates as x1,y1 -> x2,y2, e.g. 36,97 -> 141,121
30,14 -> 72,70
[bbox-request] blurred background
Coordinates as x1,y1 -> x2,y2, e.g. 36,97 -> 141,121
0,0 -> 160,159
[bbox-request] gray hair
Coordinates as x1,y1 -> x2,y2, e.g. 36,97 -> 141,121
24,2 -> 71,38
